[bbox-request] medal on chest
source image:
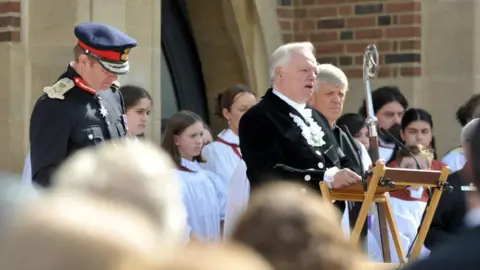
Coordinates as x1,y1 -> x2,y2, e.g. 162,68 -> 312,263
96,96 -> 110,126
122,114 -> 131,137
99,105 -> 108,118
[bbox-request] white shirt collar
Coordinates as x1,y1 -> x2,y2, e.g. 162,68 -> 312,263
379,137 -> 395,148
407,186 -> 424,199
218,129 -> 239,145
180,158 -> 201,172
272,89 -> 306,113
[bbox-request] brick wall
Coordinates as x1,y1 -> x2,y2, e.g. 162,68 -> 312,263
277,0 -> 421,78
0,1 -> 20,42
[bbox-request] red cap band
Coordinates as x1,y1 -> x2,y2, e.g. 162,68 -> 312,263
78,40 -> 122,62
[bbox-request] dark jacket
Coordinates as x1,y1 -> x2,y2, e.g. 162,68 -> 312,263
30,64 -> 127,187
238,89 -> 358,192
424,169 -> 468,251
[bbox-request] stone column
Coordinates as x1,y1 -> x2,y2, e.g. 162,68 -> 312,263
421,0 -> 476,155
186,0 -> 281,132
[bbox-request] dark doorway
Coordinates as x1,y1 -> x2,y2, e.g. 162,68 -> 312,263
161,0 -> 210,133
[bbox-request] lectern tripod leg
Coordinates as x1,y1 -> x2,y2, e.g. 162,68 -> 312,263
382,195 -> 407,263
350,197 -> 372,244
377,206 -> 392,262
409,166 -> 450,260
320,183 -> 332,204
351,165 -> 384,245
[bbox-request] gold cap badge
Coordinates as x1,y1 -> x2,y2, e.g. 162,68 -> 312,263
120,48 -> 130,61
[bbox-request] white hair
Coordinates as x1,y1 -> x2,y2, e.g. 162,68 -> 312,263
316,64 -> 349,92
269,42 -> 316,84
461,118 -> 480,144
52,140 -> 187,247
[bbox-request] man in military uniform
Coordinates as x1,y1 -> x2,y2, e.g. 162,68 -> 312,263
29,22 -> 137,187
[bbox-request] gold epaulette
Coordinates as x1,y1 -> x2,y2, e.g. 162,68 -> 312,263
43,78 -> 75,100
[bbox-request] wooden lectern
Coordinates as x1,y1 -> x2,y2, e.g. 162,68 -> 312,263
320,163 -> 450,263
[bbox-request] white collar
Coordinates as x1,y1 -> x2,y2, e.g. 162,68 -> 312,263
465,208 -> 480,228
379,137 -> 395,148
180,158 -> 201,172
272,89 -> 306,113
218,129 -> 239,145
407,186 -> 424,199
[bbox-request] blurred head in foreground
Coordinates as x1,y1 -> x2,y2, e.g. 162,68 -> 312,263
231,182 -> 367,270
52,140 -> 188,246
0,192 -> 157,270
119,243 -> 273,270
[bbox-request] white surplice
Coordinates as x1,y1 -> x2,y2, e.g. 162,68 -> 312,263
369,190 -> 430,262
201,129 -> 242,188
224,159 -> 250,237
442,147 -> 465,173
379,137 -> 395,162
21,152 -> 32,185
337,143 -> 390,262
177,158 -> 227,244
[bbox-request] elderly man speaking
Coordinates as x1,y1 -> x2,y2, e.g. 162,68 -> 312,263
238,42 -> 361,193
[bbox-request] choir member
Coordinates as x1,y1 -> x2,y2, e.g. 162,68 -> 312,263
162,110 -> 226,243
201,84 -> 256,188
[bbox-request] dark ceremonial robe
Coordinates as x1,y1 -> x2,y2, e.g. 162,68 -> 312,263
30,64 -> 128,188
333,126 -> 363,176
238,89 -> 359,192
333,125 -> 368,238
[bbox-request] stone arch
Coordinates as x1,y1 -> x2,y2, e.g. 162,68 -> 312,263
184,0 -> 282,131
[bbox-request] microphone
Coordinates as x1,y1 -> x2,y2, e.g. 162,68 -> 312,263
379,127 -> 453,193
380,127 -> 454,258
379,127 -> 422,171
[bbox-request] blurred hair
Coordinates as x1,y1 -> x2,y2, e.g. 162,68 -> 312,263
232,182 -> 366,270
53,140 -> 187,247
150,243 -> 273,270
0,192 -> 156,270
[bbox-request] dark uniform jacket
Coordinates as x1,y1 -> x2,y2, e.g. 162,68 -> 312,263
29,64 -> 128,187
238,89 -> 358,192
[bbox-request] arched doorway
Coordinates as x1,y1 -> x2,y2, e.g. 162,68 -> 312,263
161,0 -> 210,133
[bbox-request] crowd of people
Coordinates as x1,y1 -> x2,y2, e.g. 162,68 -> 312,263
8,22 -> 480,270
